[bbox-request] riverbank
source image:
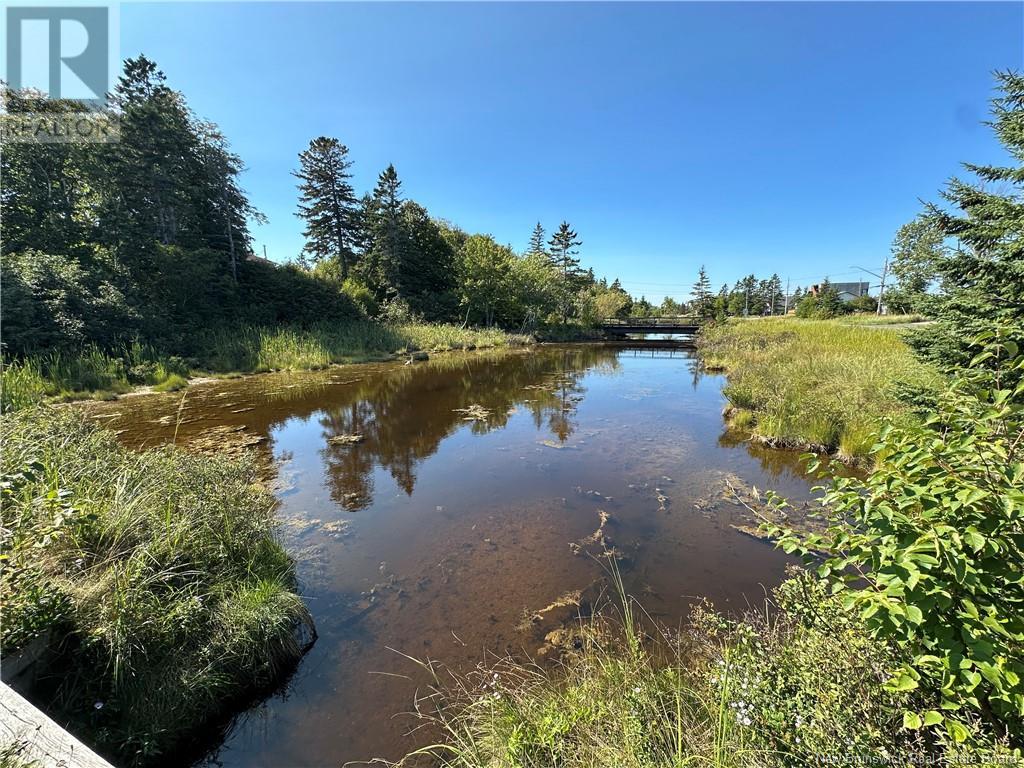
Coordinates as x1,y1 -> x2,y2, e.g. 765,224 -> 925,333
396,570 -> 922,768
0,321 -> 533,411
0,407 -> 312,766
697,317 -> 938,460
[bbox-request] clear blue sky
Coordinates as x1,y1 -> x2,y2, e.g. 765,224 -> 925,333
121,1 -> 1023,302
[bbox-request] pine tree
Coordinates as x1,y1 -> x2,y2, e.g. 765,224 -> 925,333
909,71 -> 1024,380
293,137 -> 360,278
547,221 -> 582,322
691,265 -> 713,318
527,222 -> 547,256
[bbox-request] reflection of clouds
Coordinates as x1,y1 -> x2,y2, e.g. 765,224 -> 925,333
315,347 -> 620,511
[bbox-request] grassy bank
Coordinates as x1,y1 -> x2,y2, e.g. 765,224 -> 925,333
0,321 -> 532,410
0,407 -> 311,765
698,318 -> 938,459
399,571 -> 932,768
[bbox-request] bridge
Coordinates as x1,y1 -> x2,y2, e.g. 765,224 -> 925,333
600,316 -> 704,337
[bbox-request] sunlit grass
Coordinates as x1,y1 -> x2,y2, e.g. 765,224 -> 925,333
0,407 -> 311,763
199,322 -> 531,373
1,323 -> 532,409
395,567 -> 921,768
699,318 -> 938,460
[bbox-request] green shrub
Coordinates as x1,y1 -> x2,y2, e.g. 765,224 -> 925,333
768,332 -> 1024,747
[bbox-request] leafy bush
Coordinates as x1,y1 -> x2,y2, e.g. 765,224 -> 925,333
768,332 -> 1024,747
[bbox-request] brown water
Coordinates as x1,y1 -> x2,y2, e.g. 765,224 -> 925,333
85,344 -> 813,767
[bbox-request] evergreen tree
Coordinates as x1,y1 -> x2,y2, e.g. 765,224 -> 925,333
527,222 -> 547,256
361,163 -> 406,296
103,55 -> 205,254
765,273 -> 784,315
909,71 -> 1024,379
690,265 -> 713,318
547,221 -> 583,322
293,137 -> 360,278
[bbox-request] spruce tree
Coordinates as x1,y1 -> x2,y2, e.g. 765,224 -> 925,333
293,137 -> 360,278
548,221 -> 582,322
909,71 -> 1024,379
527,222 -> 547,256
691,265 -> 713,318
362,163 -> 406,296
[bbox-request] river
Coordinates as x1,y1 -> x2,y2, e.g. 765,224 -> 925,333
85,344 -> 813,766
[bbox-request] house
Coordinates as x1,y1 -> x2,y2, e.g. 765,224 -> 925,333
810,281 -> 870,303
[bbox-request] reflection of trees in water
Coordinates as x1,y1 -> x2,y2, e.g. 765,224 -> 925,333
318,347 -> 620,510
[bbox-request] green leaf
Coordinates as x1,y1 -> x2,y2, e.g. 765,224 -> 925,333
923,711 -> 943,727
903,711 -> 922,730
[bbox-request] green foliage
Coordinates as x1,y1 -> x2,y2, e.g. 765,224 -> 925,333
699,318 -> 937,459
768,332 -> 1024,745
699,571 -> 922,764
847,293 -> 879,314
909,71 -> 1024,380
0,408 -> 311,763
398,571 -> 925,768
885,215 -> 946,314
795,280 -> 850,319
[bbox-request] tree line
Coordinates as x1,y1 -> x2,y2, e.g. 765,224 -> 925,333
290,136 -> 637,329
0,55 -> 636,360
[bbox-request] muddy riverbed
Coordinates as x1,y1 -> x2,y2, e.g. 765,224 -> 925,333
85,344 -> 815,766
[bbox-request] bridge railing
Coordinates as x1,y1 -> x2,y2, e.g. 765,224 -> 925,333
600,316 -> 704,326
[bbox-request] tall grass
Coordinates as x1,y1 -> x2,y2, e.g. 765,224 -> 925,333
1,323 -> 532,409
0,342 -> 192,411
396,568 -> 922,768
0,407 -> 311,764
698,318 -> 938,460
200,322 -> 531,373
836,313 -> 928,326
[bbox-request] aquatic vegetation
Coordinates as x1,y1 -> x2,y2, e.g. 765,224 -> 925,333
0,407 -> 311,764
396,569 -> 931,768
699,318 -> 938,460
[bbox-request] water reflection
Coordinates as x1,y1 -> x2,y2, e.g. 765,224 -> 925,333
84,345 -> 815,767
315,347 -> 619,509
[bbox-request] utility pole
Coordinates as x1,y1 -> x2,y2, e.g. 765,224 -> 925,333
744,287 -> 749,317
783,277 -> 791,315
851,262 -> 889,315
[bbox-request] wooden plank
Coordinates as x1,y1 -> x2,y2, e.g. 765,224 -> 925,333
0,683 -> 115,768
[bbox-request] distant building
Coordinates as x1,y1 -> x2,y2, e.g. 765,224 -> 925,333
810,281 -> 870,303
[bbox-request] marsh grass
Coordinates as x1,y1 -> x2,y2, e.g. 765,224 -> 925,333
199,322 -> 530,373
2,323 -> 531,409
836,313 -> 928,326
699,318 -> 938,460
394,568 -> 921,768
0,407 -> 311,764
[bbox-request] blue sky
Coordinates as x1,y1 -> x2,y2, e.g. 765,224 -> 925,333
121,1 -> 1023,302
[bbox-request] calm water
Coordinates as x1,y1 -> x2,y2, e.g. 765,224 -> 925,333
86,345 -> 813,767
